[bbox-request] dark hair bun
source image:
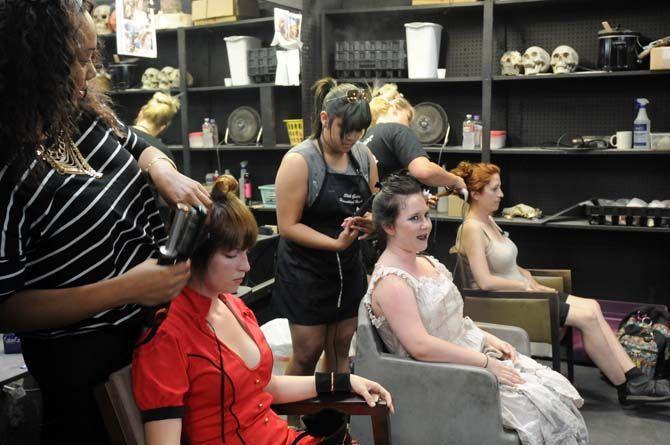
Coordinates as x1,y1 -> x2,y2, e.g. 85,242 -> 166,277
211,175 -> 238,201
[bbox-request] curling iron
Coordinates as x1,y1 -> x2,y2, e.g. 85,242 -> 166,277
158,203 -> 208,265
137,203 -> 208,348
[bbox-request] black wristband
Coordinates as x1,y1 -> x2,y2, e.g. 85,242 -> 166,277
315,372 -> 352,395
315,372 -> 331,395
333,373 -> 351,393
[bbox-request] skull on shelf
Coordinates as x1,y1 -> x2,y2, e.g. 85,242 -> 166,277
161,66 -> 193,88
141,68 -> 161,89
551,45 -> 579,74
161,66 -> 178,88
500,51 -> 523,76
92,5 -> 112,35
522,46 -> 551,75
157,70 -> 171,90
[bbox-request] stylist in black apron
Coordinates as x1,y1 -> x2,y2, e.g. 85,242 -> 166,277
274,78 -> 378,376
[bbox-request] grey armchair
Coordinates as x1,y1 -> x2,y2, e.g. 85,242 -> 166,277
351,304 -> 529,445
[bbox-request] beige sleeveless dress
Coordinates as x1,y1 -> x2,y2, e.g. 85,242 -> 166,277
362,256 -> 588,445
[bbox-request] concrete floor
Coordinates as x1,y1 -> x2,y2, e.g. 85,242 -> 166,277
573,364 -> 670,445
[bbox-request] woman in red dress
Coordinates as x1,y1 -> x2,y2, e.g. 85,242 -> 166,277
132,175 -> 393,445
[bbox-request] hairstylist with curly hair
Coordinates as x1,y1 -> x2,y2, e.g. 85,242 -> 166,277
0,1 -> 210,443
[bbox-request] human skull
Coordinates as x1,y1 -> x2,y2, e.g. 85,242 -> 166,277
141,68 -> 161,89
551,45 -> 579,74
522,46 -> 551,75
500,51 -> 523,76
157,71 -> 171,90
160,66 -> 193,88
161,66 -> 178,88
92,5 -> 112,35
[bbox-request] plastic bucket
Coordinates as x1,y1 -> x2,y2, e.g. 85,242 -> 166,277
404,22 -> 443,79
224,36 -> 261,85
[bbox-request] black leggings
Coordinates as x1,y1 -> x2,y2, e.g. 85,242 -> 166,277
20,318 -> 143,445
558,291 -> 570,326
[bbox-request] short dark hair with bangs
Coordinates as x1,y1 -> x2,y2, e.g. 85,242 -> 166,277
309,77 -> 372,141
190,176 -> 258,276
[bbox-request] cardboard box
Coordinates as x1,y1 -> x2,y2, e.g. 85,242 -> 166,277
412,0 -> 481,5
192,0 -> 259,24
650,47 -> 670,71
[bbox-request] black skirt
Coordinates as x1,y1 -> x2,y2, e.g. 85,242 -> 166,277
274,238 -> 367,326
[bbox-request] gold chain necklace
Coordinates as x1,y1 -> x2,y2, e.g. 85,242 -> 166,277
36,135 -> 102,178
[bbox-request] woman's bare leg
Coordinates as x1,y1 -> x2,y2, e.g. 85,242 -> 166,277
565,296 -> 627,385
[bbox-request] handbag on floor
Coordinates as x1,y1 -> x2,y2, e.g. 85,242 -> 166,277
291,408 -> 352,445
618,306 -> 670,379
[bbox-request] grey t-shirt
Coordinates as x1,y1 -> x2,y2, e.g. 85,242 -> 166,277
288,139 -> 371,207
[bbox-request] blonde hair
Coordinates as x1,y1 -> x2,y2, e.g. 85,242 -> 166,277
135,92 -> 181,128
372,83 -> 401,101
369,95 -> 415,127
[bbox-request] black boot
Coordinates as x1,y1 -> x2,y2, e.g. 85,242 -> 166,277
618,375 -> 670,405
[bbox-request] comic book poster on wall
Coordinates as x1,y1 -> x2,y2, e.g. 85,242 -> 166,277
115,0 -> 157,58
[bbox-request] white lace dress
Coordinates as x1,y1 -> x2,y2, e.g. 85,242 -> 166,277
362,256 -> 588,445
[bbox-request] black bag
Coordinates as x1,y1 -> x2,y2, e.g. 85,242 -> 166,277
617,306 -> 670,379
291,408 -> 352,445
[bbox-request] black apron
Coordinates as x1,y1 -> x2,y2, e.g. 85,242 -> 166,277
274,142 -> 371,325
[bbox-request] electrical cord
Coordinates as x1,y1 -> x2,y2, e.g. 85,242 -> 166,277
538,133 -> 610,151
206,318 -> 246,445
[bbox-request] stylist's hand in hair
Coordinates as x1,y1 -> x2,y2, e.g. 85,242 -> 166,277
150,161 -> 212,209
335,218 -> 360,251
451,176 -> 467,193
350,375 -> 394,413
348,212 -> 374,238
121,259 -> 191,306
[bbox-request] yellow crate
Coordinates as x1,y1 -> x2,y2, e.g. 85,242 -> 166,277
284,119 -> 304,146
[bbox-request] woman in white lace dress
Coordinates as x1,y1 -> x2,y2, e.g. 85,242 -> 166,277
362,172 -> 588,445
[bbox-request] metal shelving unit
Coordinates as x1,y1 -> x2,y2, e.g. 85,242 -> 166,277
430,213 -> 670,233
311,0 -> 670,303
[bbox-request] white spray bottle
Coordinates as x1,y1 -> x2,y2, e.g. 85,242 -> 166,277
633,98 -> 650,149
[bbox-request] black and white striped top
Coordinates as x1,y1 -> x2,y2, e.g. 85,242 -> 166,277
0,114 -> 167,339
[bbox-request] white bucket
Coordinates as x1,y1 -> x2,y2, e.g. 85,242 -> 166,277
404,22 -> 443,79
223,36 -> 261,86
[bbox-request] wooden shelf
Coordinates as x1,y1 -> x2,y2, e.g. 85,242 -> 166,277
490,147 -> 670,155
324,1 -> 483,15
185,144 -> 291,152
424,146 -> 483,154
495,0 -> 663,6
185,17 -> 275,32
493,70 -> 670,82
430,213 -> 670,233
338,77 -> 482,84
108,88 -> 180,95
187,84 -> 300,92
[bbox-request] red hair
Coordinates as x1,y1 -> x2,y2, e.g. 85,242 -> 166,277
450,161 -> 501,200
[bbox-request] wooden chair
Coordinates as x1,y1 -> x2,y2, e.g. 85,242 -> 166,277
95,365 -> 392,445
452,254 -> 575,382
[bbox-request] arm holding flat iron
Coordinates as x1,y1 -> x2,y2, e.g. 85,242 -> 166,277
139,146 -> 212,210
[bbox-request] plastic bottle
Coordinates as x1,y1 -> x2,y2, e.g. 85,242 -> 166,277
202,118 -> 213,147
633,98 -> 650,149
473,115 -> 483,150
210,118 -> 220,146
239,161 -> 248,204
244,170 -> 252,201
204,169 -> 220,186
462,114 -> 475,149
